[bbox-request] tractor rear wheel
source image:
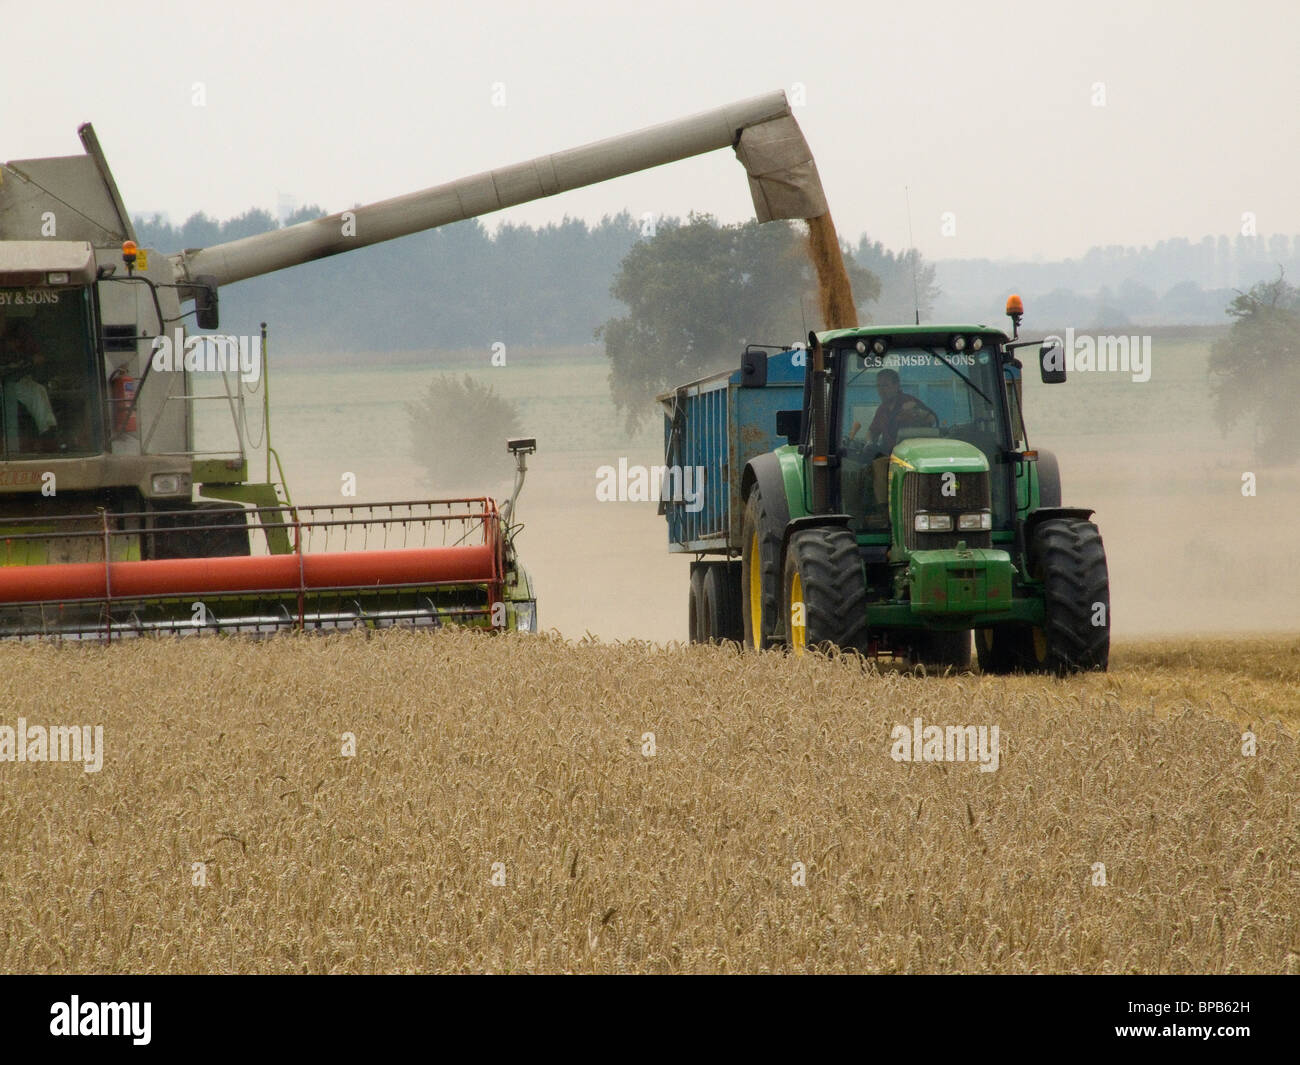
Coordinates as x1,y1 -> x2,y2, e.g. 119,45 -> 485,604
783,527 -> 868,656
741,489 -> 783,650
702,563 -> 743,644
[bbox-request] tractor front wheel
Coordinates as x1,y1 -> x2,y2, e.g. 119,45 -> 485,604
978,517 -> 1109,674
783,526 -> 868,656
1031,517 -> 1110,674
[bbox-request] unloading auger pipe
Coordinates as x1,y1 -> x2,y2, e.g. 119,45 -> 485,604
170,90 -> 828,288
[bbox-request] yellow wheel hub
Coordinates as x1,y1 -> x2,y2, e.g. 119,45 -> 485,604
748,531 -> 762,647
789,571 -> 806,656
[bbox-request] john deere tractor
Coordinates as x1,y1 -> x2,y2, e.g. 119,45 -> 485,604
662,296 -> 1110,674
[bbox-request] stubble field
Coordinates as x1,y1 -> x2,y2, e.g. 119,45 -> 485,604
1,630 -> 1296,974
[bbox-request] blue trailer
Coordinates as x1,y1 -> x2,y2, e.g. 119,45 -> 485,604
659,346 -> 805,642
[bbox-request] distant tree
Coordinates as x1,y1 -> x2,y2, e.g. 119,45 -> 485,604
1209,271 -> 1300,462
129,208 -> 1300,353
407,373 -> 522,492
599,213 -> 879,433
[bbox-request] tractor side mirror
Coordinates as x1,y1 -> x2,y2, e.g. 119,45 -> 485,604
1039,339 -> 1067,384
775,409 -> 805,445
194,274 -> 220,330
740,345 -> 768,388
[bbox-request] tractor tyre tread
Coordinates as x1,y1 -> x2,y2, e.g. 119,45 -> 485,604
785,526 -> 869,655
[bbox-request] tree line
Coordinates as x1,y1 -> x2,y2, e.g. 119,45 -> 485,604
136,206 -> 1298,352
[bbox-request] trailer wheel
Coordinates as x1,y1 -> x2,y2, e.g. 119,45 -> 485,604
688,566 -> 707,644
910,630 -> 973,673
782,527 -> 868,656
741,489 -> 782,650
702,562 -> 743,644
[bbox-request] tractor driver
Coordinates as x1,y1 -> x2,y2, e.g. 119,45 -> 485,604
845,368 -> 937,507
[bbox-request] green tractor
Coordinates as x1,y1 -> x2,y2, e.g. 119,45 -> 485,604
665,296 -> 1109,674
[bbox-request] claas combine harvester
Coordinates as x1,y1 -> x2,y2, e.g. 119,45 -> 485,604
0,92 -> 833,639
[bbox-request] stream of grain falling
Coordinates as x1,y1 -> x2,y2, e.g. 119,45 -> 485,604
805,212 -> 858,329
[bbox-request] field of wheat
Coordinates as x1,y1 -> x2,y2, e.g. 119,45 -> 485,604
0,630 -> 1296,974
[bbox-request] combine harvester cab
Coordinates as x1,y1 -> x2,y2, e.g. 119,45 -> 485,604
661,298 -> 1111,675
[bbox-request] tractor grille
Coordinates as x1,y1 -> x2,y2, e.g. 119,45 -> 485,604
901,470 -> 992,551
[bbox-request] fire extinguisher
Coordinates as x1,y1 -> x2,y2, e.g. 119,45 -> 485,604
110,368 -> 137,434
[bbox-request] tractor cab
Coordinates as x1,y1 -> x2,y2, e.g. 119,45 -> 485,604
817,327 -> 1017,540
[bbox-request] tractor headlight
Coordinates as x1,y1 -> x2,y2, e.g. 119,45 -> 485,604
914,512 -> 953,532
958,511 -> 992,531
951,335 -> 967,352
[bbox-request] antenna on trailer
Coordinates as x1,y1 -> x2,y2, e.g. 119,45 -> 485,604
905,186 -> 920,325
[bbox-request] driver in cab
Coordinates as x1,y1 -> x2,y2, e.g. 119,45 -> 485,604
846,368 -> 937,513
0,318 -> 58,446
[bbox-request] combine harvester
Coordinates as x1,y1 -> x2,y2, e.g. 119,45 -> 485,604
0,92 -> 831,639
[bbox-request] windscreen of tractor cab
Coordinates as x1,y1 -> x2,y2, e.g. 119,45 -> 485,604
0,287 -> 102,458
840,345 -> 1006,457
836,344 -> 1012,531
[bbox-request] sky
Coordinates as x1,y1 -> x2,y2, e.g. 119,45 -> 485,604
3,0 -> 1297,262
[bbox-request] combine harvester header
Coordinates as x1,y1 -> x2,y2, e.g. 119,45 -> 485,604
0,92 -> 830,639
